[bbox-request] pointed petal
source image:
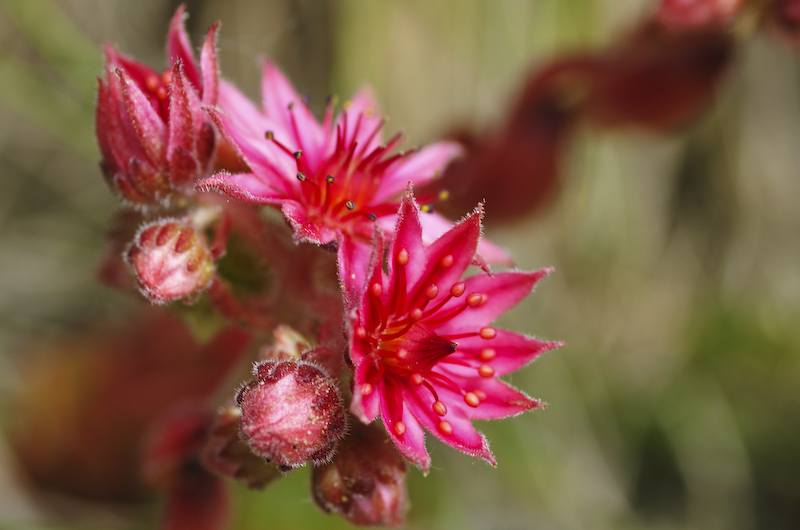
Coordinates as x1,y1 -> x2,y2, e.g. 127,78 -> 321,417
200,23 -> 220,105
348,338 -> 382,424
338,235 -> 374,308
387,187 -> 427,302
436,270 -> 551,334
373,141 -> 463,204
417,210 -> 513,265
166,5 -> 200,89
218,80 -> 271,138
118,68 -> 167,166
401,383 -> 495,465
260,60 -> 324,162
406,206 -> 482,309
380,378 -> 430,471
167,63 -> 198,187
196,173 -> 284,204
338,87 -> 383,151
282,201 -> 338,245
434,372 -> 543,420
447,330 -> 561,376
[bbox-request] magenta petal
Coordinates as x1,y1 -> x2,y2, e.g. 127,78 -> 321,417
417,211 -> 513,266
349,341 -> 381,424
401,383 -> 495,465
435,372 -> 542,420
166,6 -> 200,89
282,201 -> 337,245
436,270 -> 551,335
448,330 -> 561,376
118,69 -> 167,166
199,23 -> 220,105
379,379 -> 430,471
407,208 -> 481,309
338,236 -> 374,308
387,188 -> 427,297
374,142 -> 463,204
338,87 -> 383,151
218,80 -> 271,139
260,60 -> 324,162
196,173 -> 284,204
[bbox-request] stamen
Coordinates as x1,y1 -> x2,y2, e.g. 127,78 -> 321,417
432,401 -> 447,416
393,422 -> 406,437
361,383 -> 373,396
345,200 -> 355,210
450,282 -> 466,297
464,392 -> 480,407
409,373 -> 424,386
293,150 -> 302,159
161,70 -> 173,85
396,249 -> 410,266
478,364 -> 495,378
296,172 -> 307,181
466,292 -> 484,307
438,189 -> 450,201
479,327 -> 497,339
156,87 -> 168,101
145,74 -> 160,93
368,213 -> 377,221
479,348 -> 496,361
396,347 -> 409,360
438,420 -> 453,436
264,130 -> 274,140
440,255 -> 454,269
326,175 -> 335,184
354,326 -> 367,340
409,308 -> 423,321
473,389 -> 487,401
421,204 -> 434,213
370,282 -> 383,297
425,285 -> 439,299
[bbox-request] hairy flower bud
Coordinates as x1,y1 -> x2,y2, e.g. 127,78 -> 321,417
311,422 -> 408,527
96,7 -> 219,206
237,360 -> 346,470
126,219 -> 214,303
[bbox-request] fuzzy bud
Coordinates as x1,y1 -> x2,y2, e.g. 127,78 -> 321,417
237,360 -> 346,470
311,421 -> 408,527
126,219 -> 214,303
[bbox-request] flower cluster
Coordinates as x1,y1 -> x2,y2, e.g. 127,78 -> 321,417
91,6 -> 558,529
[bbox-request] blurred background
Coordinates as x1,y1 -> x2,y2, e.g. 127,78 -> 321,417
1,0 -> 800,529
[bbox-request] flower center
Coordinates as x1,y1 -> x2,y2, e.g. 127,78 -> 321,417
355,247 -> 498,435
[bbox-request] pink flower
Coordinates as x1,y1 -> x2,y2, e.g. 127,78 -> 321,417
96,6 -> 219,206
345,189 -> 560,471
197,61 -> 510,270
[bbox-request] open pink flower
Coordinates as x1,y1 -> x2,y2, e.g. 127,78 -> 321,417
197,61 -> 510,269
345,189 -> 560,471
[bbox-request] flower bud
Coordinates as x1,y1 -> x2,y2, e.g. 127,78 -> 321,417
237,360 -> 346,470
311,421 -> 408,527
126,219 -> 214,303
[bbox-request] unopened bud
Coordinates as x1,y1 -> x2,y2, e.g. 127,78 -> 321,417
311,421 -> 408,527
237,360 -> 346,470
126,219 -> 214,304
259,325 -> 312,361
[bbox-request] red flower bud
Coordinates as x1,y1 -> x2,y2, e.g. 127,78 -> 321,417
311,422 -> 408,527
96,7 -> 220,207
237,360 -> 346,470
654,0 -> 744,29
126,219 -> 215,304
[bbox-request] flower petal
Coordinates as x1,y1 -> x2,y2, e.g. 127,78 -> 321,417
401,382 -> 495,465
417,210 -> 513,265
196,173 -> 284,204
447,330 -> 561,376
282,201 -> 338,245
338,87 -> 383,153
374,141 -> 463,204
118,68 -> 167,166
433,371 -> 543,420
200,23 -> 220,105
436,269 -> 551,334
380,378 -> 430,471
166,6 -> 200,89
